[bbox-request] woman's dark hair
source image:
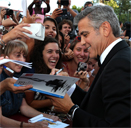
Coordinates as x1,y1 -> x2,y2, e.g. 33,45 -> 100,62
59,31 -> 65,52
70,38 -> 80,51
30,37 -> 62,74
44,17 -> 59,41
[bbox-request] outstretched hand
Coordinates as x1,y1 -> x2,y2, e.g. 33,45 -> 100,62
22,10 -> 41,24
2,23 -> 32,43
0,78 -> 33,95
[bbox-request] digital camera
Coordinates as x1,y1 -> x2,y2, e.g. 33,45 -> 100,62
5,8 -> 13,15
58,8 -> 67,15
61,0 -> 69,6
19,13 -> 24,18
61,8 -> 67,15
77,62 -> 87,72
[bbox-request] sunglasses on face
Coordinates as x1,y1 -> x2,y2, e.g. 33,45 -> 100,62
75,36 -> 81,41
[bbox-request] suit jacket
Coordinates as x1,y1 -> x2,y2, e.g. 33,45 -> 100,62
71,40 -> 131,127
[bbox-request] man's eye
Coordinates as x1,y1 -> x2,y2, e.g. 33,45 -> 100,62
83,34 -> 87,37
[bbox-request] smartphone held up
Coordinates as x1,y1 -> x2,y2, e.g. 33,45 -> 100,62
35,14 -> 44,23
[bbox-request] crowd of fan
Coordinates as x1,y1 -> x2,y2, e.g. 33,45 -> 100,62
0,0 -> 130,128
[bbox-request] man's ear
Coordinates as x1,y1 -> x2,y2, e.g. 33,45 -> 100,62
101,21 -> 111,37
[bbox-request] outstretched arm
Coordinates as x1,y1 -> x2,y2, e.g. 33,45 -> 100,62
28,0 -> 35,15
20,98 -> 60,122
0,78 -> 33,96
44,0 -> 50,14
25,91 -> 52,109
0,106 -> 49,127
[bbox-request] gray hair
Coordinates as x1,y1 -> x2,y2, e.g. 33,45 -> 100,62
4,39 -> 28,57
74,5 -> 120,37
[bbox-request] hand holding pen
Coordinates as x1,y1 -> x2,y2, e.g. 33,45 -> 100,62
50,67 -> 69,76
54,67 -> 64,75
0,57 -> 4,74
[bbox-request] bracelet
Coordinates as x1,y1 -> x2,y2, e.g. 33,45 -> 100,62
20,121 -> 24,128
0,36 -> 6,49
0,41 -> 4,49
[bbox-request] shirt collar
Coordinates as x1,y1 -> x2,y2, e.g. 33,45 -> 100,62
100,38 -> 122,64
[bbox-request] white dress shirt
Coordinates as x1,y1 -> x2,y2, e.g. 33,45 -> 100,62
100,38 -> 122,65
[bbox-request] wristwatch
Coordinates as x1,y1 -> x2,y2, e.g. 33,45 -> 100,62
67,104 -> 79,120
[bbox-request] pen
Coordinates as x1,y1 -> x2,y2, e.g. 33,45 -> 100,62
3,65 -> 14,74
55,67 -> 64,75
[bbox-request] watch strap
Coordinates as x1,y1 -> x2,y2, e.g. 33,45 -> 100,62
68,104 -> 79,115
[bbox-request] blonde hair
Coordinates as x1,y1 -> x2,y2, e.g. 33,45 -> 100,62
4,40 -> 28,57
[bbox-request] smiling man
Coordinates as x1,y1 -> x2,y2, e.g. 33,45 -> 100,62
48,5 -> 131,127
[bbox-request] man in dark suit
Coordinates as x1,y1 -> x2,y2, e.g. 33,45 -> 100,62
48,5 -> 131,127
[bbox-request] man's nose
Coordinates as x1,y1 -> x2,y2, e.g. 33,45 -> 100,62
81,36 -> 86,45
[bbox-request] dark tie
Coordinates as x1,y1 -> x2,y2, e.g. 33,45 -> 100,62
97,55 -> 101,67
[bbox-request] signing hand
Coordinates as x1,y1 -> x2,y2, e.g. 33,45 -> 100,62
47,93 -> 74,113
50,68 -> 69,76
